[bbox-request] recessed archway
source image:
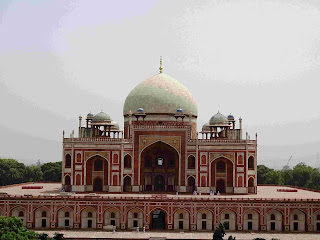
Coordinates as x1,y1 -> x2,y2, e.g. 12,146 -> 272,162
93,177 -> 103,192
123,176 -> 132,192
216,179 -> 226,193
85,155 -> 109,192
155,174 -> 165,191
187,176 -> 196,193
151,210 -> 166,230
211,157 -> 233,193
140,141 -> 179,192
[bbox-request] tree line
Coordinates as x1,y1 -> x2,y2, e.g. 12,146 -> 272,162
0,159 -> 61,186
257,163 -> 320,190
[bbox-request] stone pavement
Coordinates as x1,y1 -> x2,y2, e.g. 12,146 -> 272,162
36,230 -> 320,240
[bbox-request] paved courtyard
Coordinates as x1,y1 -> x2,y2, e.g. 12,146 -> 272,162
36,230 -> 320,240
2,183 -> 320,201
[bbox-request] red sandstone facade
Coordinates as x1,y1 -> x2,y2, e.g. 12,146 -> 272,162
2,71 -> 319,233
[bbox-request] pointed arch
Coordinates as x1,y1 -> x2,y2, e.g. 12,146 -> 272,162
104,207 -> 120,229
196,208 -> 213,230
173,208 -> 190,230
57,207 -> 74,228
187,176 -> 196,193
124,154 -> 132,169
123,175 -> 132,192
290,209 -> 306,232
127,207 -> 143,229
65,154 -> 71,168
34,206 -> 50,228
140,140 -> 180,192
210,156 -> 234,193
243,209 -> 260,231
267,209 -> 283,231
220,209 -> 236,231
187,154 -> 196,169
85,154 -> 109,190
81,207 -> 97,229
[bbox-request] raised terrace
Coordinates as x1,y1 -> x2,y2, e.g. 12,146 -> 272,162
1,183 -> 320,202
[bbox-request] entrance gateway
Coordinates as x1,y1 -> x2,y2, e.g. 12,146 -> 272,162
151,210 -> 166,230
141,141 -> 179,192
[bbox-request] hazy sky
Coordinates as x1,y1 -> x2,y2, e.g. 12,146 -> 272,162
0,0 -> 320,165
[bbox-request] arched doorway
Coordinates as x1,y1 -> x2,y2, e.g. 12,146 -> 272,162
211,157 -> 233,193
93,177 -> 103,192
65,175 -> 71,192
86,156 -> 108,192
155,175 -> 165,191
187,177 -> 196,193
141,141 -> 179,192
151,210 -> 166,230
216,179 -> 225,193
123,176 -> 132,192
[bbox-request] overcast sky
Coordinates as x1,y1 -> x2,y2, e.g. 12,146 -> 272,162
0,0 -> 319,166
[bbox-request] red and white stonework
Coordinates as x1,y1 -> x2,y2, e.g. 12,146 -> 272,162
1,72 -> 320,232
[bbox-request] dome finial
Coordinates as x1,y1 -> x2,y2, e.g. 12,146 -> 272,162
159,56 -> 163,73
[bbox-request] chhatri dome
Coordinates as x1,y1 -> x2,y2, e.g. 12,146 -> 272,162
123,60 -> 198,117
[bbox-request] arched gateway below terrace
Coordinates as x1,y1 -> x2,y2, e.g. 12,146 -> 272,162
141,141 -> 179,192
151,210 -> 166,230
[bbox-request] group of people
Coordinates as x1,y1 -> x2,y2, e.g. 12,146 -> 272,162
112,225 -> 146,233
191,190 -> 220,196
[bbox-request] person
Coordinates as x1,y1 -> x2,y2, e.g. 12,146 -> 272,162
137,226 -> 139,233
176,191 -> 178,196
143,226 -> 146,233
217,191 -> 220,196
112,225 -> 116,233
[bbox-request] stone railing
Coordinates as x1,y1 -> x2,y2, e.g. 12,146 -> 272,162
64,138 -> 131,143
189,139 -> 256,144
1,194 -> 318,203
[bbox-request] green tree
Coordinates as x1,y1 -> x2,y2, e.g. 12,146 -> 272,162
0,216 -> 39,240
292,163 -> 313,187
257,165 -> 272,184
306,168 -> 320,190
0,159 -> 26,186
24,165 -> 43,182
281,169 -> 294,186
265,170 -> 283,185
41,162 -> 62,182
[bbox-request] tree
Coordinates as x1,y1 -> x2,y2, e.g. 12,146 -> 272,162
291,163 -> 313,187
213,222 -> 235,240
53,233 -> 64,240
281,169 -> 293,186
41,162 -> 62,182
257,165 -> 272,184
39,233 -> 52,240
24,165 -> 43,182
213,223 -> 226,240
264,170 -> 283,185
0,159 -> 26,186
306,168 -> 320,190
0,216 -> 39,240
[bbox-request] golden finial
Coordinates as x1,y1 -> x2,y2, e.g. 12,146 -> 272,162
159,56 -> 163,73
